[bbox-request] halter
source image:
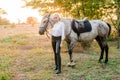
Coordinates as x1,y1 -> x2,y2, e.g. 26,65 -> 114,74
40,14 -> 54,38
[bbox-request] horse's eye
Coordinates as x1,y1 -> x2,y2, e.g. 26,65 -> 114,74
79,23 -> 82,26
43,21 -> 46,23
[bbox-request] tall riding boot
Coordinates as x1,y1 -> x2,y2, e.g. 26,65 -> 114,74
54,55 -> 58,70
56,54 -> 61,74
52,40 -> 58,70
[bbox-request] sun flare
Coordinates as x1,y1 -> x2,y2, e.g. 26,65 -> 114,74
0,0 -> 42,23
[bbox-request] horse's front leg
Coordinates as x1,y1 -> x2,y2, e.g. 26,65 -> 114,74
67,41 -> 76,67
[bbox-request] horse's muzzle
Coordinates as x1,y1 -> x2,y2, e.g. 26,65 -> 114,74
39,31 -> 44,35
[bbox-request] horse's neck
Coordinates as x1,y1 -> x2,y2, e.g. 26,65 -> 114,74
61,18 -> 72,36
49,19 -> 55,27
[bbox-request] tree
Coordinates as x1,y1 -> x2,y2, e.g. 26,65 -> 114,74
0,8 -> 7,15
0,17 -> 10,25
102,0 -> 120,48
26,16 -> 38,26
23,0 -> 107,19
54,0 -> 107,19
22,0 -> 61,15
0,8 -> 9,25
115,0 -> 120,49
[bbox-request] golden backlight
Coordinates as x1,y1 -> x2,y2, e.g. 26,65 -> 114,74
0,0 -> 42,23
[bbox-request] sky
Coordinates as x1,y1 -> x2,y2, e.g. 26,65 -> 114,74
0,0 -> 42,23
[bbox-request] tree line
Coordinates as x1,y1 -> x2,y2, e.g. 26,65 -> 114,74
0,8 -> 10,25
0,7 -> 38,26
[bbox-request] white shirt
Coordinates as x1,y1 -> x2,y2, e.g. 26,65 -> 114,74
49,21 -> 65,40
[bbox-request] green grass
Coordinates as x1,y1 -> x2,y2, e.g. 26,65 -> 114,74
0,32 -> 120,80
0,73 -> 10,80
0,55 -> 11,80
0,34 -> 29,45
0,37 -> 13,43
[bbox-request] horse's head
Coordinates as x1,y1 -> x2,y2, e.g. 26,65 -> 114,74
39,14 -> 52,35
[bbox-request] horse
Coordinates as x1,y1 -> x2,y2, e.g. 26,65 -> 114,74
39,14 -> 111,66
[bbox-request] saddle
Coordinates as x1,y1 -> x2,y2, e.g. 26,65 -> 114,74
71,19 -> 92,37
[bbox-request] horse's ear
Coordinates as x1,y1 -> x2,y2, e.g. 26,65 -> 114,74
48,13 -> 50,16
48,13 -> 51,17
44,13 -> 51,17
83,17 -> 87,21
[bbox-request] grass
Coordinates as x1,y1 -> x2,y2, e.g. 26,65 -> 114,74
0,27 -> 120,80
0,34 -> 29,45
0,39 -> 120,80
0,54 -> 11,80
0,73 -> 10,80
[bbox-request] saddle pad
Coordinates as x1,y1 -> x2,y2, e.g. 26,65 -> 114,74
79,20 -> 92,33
71,19 -> 92,35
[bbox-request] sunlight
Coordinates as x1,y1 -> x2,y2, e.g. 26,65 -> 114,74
0,0 -> 42,23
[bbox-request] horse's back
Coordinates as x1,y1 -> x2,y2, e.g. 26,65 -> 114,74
90,20 -> 110,37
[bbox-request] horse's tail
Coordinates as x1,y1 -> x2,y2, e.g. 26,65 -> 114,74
106,22 -> 111,36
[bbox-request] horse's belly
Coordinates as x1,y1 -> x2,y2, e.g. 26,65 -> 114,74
79,31 -> 98,41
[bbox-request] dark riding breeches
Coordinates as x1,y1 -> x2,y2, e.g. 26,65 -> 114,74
52,36 -> 61,72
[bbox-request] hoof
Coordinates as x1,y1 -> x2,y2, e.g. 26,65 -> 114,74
98,60 -> 102,63
104,62 -> 108,65
67,62 -> 75,67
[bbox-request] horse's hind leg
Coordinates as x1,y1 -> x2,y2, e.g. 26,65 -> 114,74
96,36 -> 109,64
95,36 -> 105,63
101,37 -> 109,64
104,40 -> 109,64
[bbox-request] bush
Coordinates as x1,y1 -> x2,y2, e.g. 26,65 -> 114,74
0,17 -> 10,25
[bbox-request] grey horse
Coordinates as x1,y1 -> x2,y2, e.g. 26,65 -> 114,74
39,14 -> 111,66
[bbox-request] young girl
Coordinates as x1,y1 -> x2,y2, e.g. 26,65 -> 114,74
49,13 -> 65,74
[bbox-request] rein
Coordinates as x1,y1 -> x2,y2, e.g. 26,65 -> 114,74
45,29 -> 50,39
45,15 -> 54,39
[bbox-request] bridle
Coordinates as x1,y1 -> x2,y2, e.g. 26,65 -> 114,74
40,14 -> 54,38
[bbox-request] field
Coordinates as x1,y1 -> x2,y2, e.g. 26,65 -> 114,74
0,25 -> 120,80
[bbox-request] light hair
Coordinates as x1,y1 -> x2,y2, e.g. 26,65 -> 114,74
53,13 -> 61,20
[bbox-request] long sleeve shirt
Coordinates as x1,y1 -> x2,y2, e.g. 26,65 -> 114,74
49,21 -> 65,40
